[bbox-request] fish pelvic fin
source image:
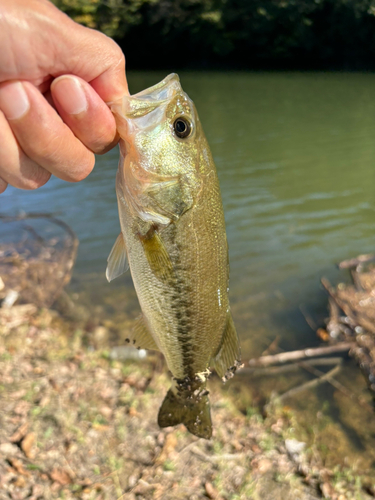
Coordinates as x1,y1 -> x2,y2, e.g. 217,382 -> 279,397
211,311 -> 242,381
158,384 -> 212,439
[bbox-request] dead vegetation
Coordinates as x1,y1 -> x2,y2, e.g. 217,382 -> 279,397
1,217 -> 375,499
0,304 -> 372,500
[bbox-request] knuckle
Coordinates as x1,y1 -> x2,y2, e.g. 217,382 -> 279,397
99,31 -> 125,62
20,165 -> 51,190
90,130 -> 114,154
64,153 -> 95,183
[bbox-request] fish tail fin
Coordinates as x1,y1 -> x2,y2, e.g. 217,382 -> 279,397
158,387 -> 212,439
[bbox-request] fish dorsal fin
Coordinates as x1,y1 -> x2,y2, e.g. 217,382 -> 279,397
106,233 -> 129,282
139,226 -> 174,283
211,311 -> 241,381
125,315 -> 159,351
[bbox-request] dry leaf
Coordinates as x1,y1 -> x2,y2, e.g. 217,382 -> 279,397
205,481 -> 219,499
8,457 -> 28,476
50,468 -> 72,485
10,422 -> 28,443
156,432 -> 178,464
13,401 -> 30,416
13,475 -> 26,488
128,406 -> 139,417
21,433 -> 35,458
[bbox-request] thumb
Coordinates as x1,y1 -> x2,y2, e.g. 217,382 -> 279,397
61,27 -> 129,103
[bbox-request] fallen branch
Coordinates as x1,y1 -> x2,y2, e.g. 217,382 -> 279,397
321,277 -> 375,336
240,357 -> 343,376
339,253 -> 375,269
247,343 -> 354,367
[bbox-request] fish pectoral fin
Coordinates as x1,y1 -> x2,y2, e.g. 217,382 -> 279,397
139,226 -> 174,282
106,233 -> 129,282
211,311 -> 242,381
125,315 -> 159,351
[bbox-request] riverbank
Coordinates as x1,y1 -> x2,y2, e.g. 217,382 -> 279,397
0,303 -> 373,499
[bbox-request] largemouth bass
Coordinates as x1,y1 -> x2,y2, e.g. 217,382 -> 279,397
106,74 -> 241,439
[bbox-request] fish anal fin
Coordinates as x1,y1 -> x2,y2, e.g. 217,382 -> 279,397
211,311 -> 241,381
106,233 -> 129,282
139,226 -> 174,282
125,315 -> 159,351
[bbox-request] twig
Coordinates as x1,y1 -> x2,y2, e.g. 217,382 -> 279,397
240,357 -> 343,376
339,253 -> 375,269
190,446 -> 243,463
271,358 -> 373,412
247,343 -> 354,367
321,277 -> 375,335
261,335 -> 280,356
299,305 -> 318,332
277,365 -> 342,402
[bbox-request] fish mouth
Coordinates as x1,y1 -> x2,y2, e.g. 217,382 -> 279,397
110,74 -> 183,120
133,73 -> 181,102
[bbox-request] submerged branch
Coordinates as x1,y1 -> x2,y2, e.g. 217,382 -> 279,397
276,364 -> 342,403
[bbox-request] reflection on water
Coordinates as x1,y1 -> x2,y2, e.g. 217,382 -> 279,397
2,72 -> 375,466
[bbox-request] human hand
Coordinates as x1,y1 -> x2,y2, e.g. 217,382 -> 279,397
0,0 -> 128,194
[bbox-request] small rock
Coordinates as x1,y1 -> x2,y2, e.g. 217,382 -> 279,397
258,458 -> 273,474
99,406 -> 112,419
285,438 -> 305,459
2,289 -> 19,308
110,345 -> 147,361
92,326 -> 108,347
128,474 -> 138,488
0,442 -> 20,456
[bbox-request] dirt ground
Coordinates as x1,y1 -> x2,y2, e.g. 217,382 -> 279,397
0,304 -> 373,500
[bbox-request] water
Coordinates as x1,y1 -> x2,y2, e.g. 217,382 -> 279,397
2,71 -> 375,465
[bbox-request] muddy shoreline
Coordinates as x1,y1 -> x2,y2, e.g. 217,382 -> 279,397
0,304 -> 373,500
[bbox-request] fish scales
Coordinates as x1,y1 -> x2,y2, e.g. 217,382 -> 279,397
107,74 -> 241,438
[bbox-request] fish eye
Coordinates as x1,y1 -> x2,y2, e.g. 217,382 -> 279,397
173,117 -> 192,139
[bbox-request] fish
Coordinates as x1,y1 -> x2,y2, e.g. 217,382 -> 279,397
106,74 -> 241,439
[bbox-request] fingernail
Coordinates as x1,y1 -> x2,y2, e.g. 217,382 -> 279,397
0,81 -> 30,120
52,76 -> 88,115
